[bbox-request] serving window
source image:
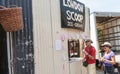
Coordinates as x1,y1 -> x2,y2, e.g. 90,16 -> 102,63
68,39 -> 80,59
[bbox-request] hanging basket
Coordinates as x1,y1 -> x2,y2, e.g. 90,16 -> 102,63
0,6 -> 24,32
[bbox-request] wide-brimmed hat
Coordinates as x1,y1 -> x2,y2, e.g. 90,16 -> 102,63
85,39 -> 93,43
101,42 -> 112,47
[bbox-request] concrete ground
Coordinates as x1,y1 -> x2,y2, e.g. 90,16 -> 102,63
96,68 -> 120,74
96,70 -> 104,74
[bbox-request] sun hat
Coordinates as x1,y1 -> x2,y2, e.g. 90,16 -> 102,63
101,42 -> 112,47
85,39 -> 93,43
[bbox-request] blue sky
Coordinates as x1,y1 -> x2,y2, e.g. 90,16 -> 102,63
78,0 -> 120,13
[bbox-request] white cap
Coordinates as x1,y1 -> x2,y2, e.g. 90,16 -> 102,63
101,42 -> 112,47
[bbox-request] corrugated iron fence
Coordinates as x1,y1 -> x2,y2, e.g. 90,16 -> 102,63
0,0 -> 34,74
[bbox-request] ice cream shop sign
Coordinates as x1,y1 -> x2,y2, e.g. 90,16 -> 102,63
60,0 -> 85,31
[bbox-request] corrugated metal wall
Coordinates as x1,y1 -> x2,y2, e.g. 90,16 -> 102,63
32,0 -> 55,74
0,0 -> 34,74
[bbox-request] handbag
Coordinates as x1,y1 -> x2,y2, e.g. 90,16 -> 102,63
83,60 -> 88,67
82,47 -> 93,67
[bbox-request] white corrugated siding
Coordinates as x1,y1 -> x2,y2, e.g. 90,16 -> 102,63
32,0 -> 90,74
32,0 -> 54,74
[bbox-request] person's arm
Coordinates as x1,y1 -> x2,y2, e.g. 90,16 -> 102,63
82,55 -> 86,62
88,54 -> 94,60
103,56 -> 116,65
88,48 -> 96,60
82,50 -> 88,62
100,57 -> 104,61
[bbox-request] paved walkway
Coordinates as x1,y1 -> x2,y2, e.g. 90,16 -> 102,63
96,70 -> 104,74
96,68 -> 120,74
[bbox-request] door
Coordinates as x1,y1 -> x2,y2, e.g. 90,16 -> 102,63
0,24 -> 9,74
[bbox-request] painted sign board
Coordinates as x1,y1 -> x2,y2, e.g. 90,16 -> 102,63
60,0 -> 85,31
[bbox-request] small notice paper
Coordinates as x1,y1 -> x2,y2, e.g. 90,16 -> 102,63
55,40 -> 62,50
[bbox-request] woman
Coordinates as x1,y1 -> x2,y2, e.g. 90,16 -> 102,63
100,42 -> 116,74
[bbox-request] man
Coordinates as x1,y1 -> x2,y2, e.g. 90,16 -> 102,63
82,39 -> 96,74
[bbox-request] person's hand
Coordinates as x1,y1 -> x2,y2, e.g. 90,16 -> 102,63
100,57 -> 104,62
100,58 -> 107,62
82,58 -> 86,62
82,50 -> 88,55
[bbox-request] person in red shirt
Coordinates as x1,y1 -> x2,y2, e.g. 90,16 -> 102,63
82,39 -> 96,74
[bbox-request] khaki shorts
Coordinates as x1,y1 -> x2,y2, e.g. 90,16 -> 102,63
87,63 -> 96,74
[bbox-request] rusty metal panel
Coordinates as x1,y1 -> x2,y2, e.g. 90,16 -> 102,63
0,0 -> 34,74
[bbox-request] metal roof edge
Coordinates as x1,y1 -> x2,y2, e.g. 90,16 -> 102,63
90,12 -> 120,17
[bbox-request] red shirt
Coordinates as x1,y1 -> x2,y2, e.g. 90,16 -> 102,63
85,45 -> 96,64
